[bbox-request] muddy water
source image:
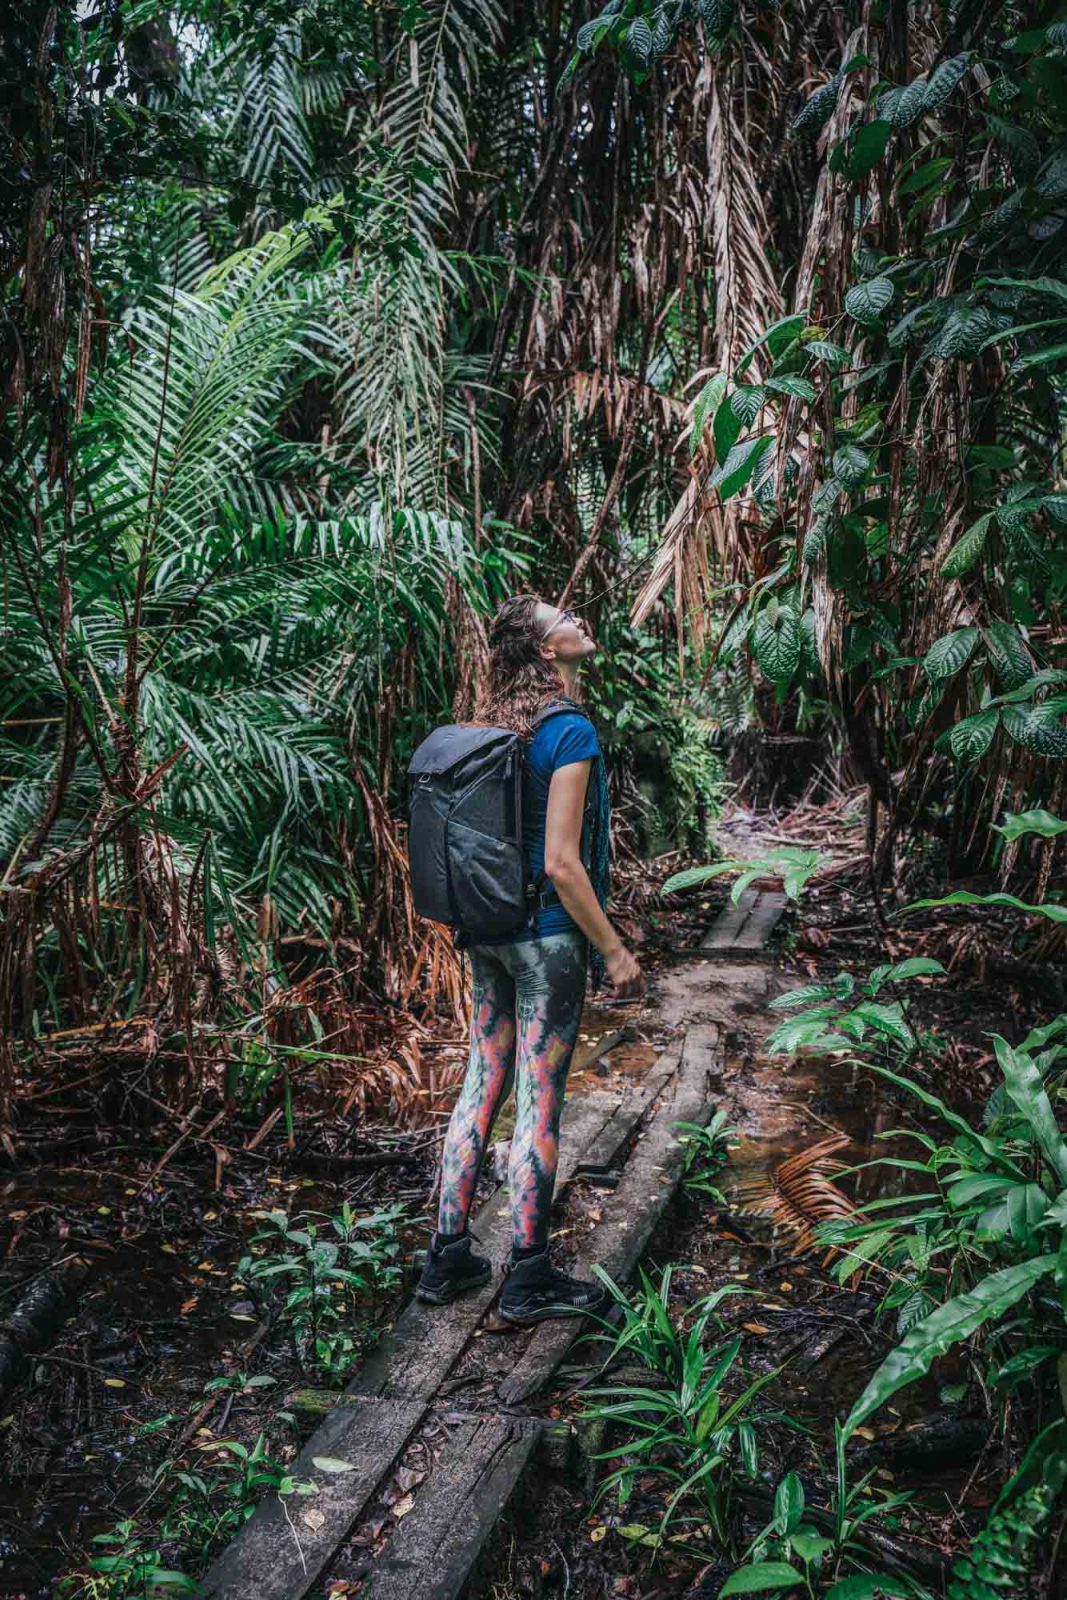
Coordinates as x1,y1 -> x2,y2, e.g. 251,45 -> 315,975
578,955 -> 981,1500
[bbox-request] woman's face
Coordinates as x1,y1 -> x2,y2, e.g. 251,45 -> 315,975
535,602 -> 597,664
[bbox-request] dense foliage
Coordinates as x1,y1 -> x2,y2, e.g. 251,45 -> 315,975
0,0 -> 723,1096
4,2 -> 1067,1594
583,0 -> 1067,891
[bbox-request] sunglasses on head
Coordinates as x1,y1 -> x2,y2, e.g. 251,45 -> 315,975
541,607 -> 584,639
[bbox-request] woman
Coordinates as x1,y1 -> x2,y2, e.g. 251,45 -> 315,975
416,594 -> 644,1323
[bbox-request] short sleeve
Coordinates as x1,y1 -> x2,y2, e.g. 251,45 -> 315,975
548,713 -> 600,772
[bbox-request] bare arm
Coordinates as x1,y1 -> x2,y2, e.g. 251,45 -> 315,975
543,761 -> 642,997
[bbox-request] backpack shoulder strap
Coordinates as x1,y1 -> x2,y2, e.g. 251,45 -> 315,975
529,696 -> 592,735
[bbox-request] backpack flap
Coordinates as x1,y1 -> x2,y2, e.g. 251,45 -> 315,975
407,723 -> 527,937
408,724 -> 511,776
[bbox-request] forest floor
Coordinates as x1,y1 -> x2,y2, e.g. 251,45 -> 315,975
0,795 -> 1052,1599
468,866 -> 1017,1598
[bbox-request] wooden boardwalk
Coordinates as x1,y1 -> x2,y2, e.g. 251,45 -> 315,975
701,886 -> 787,952
198,1014 -> 722,1600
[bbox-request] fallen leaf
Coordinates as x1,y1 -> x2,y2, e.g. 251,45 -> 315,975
313,1457 -> 356,1474
181,1297 -> 199,1314
590,1525 -> 608,1543
97,1206 -> 111,1216
392,1493 -> 415,1520
853,1426 -> 876,1441
302,1508 -> 326,1531
161,1244 -> 177,1255
742,1322 -> 770,1335
103,1378 -> 126,1389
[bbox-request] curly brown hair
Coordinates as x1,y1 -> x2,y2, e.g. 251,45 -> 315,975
472,593 -> 567,737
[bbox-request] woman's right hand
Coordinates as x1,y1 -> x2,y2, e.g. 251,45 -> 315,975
606,944 -> 644,999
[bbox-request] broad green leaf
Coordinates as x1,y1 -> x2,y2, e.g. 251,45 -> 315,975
907,889 -> 1067,924
790,1534 -> 833,1564
805,339 -> 850,365
984,621 -> 1033,689
948,708 -> 999,763
993,808 -> 1067,842
662,862 -> 738,894
625,16 -> 654,64
709,435 -> 773,501
768,983 -> 837,1010
753,606 -> 801,684
925,53 -> 973,106
731,385 -> 767,425
791,72 -> 842,137
772,1471 -> 805,1534
690,372 -> 727,454
880,75 -> 932,129
923,626 -> 979,680
866,957 -> 945,991
825,1579 -> 911,1600
1012,340 -> 1067,372
842,119 -> 892,179
735,313 -> 807,371
765,375 -> 816,401
845,277 -> 895,325
714,395 -> 743,461
987,670 -> 1067,708
868,1063 -> 1023,1169
1002,704 -> 1067,758
720,1563 -> 803,1596
832,443 -> 870,489
994,1034 -> 1067,1185
850,1001 -> 914,1050
941,511 -> 992,577
980,274 -> 1067,302
845,1256 -> 1056,1434
802,518 -> 827,565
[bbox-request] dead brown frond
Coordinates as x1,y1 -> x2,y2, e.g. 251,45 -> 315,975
736,1134 -> 858,1254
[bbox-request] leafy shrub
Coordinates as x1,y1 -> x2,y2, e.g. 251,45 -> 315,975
580,1265 -> 787,1552
238,1202 -> 405,1378
814,1017 -> 1067,1434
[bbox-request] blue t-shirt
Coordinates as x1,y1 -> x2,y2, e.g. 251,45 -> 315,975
487,709 -> 600,943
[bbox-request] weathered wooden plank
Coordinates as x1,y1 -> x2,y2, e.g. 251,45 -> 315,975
349,1092 -> 620,1401
197,1397 -> 425,1600
701,888 -> 786,952
733,890 -> 787,950
700,892 -> 753,948
572,1043 -> 681,1176
356,1415 -> 539,1600
495,1024 -> 722,1406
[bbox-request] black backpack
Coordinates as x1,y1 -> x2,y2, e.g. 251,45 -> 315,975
406,701 -> 588,942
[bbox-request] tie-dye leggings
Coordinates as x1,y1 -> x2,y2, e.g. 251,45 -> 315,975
436,930 -> 588,1253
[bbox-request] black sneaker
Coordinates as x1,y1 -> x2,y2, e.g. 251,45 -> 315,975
415,1232 -> 492,1305
499,1252 -> 607,1325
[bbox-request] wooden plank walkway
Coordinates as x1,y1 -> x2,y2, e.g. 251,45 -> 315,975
199,955 -> 748,1600
701,887 -> 787,952
356,1415 -> 540,1600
